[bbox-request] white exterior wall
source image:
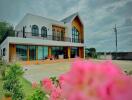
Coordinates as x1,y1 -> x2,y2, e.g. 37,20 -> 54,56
0,38 -> 9,62
64,22 -> 72,37
15,14 -> 67,36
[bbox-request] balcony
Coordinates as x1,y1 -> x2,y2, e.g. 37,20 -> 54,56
16,32 -> 84,43
1,31 -> 84,44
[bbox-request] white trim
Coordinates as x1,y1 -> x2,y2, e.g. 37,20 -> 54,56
8,37 -> 84,47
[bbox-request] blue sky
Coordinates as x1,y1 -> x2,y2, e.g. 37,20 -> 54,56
0,0 -> 132,52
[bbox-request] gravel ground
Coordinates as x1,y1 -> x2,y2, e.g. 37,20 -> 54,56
23,60 -> 132,83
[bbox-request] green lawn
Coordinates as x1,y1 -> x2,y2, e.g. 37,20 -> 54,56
0,75 -> 34,100
20,77 -> 34,99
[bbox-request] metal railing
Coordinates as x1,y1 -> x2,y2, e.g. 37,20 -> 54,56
2,31 -> 84,43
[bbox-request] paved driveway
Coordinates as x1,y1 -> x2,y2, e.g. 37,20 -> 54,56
23,60 -> 132,83
23,62 -> 71,83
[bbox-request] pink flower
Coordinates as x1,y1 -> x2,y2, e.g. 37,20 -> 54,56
68,92 -> 87,100
42,78 -> 54,94
32,81 -> 38,89
42,60 -> 132,100
50,87 -> 62,100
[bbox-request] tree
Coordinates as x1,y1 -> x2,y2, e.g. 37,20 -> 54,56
0,21 -> 15,43
85,48 -> 97,58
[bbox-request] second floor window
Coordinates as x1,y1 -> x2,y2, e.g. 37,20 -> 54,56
3,48 -> 6,56
32,25 -> 39,36
41,26 -> 47,37
72,27 -> 79,43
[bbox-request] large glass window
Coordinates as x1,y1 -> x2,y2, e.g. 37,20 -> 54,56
38,46 -> 48,60
51,47 -> 64,59
41,26 -> 47,37
32,25 -> 39,36
43,47 -> 48,59
38,46 -> 43,60
29,46 -> 36,60
52,26 -> 65,41
16,45 -> 27,60
61,30 -> 64,41
71,47 -> 79,58
57,30 -> 61,41
72,27 -> 79,43
52,29 -> 56,40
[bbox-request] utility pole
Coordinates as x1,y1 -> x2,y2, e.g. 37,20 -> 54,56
113,24 -> 118,59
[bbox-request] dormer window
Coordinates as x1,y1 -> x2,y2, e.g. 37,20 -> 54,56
32,25 -> 39,36
41,26 -> 47,37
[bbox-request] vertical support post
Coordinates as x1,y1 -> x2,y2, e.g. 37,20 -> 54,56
83,46 -> 85,59
79,47 -> 81,58
36,46 -> 38,64
9,44 -> 16,62
68,47 -> 71,59
11,44 -> 16,62
8,43 -> 10,62
14,44 -> 16,61
79,47 -> 84,58
27,46 -> 30,65
48,46 -> 52,58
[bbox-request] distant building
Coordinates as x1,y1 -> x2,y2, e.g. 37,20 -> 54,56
0,13 -> 85,64
97,52 -> 132,60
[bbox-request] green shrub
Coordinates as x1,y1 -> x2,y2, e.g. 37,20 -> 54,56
3,63 -> 24,100
0,59 -> 8,79
27,88 -> 46,100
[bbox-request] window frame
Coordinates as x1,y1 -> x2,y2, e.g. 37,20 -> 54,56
72,27 -> 79,43
3,48 -> 6,56
41,26 -> 47,38
32,25 -> 39,36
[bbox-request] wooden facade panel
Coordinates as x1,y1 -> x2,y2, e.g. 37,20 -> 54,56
68,47 -> 71,59
72,16 -> 83,40
79,47 -> 84,58
9,44 -> 16,62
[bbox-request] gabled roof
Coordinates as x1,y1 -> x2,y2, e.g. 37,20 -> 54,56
61,12 -> 83,25
61,12 -> 78,23
26,13 -> 64,24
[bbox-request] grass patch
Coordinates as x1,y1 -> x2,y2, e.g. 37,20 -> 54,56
20,77 -> 34,99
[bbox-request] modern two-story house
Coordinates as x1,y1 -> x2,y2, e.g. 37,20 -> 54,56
0,13 -> 85,64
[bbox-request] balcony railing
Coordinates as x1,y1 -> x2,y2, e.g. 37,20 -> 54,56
1,31 -> 84,43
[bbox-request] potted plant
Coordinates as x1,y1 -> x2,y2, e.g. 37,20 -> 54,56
3,91 -> 12,100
